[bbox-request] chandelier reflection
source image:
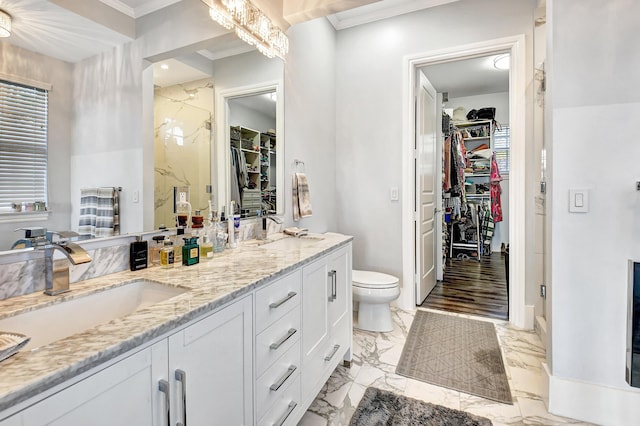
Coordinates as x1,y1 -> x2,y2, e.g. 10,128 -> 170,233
203,0 -> 289,60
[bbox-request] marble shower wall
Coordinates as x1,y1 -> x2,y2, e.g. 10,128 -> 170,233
154,78 -> 214,228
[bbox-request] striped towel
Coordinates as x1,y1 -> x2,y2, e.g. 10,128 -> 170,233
78,187 -> 119,238
292,173 -> 312,222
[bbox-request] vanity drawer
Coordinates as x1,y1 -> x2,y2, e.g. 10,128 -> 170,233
256,305 -> 301,376
256,341 -> 301,419
255,270 -> 301,333
257,375 -> 301,426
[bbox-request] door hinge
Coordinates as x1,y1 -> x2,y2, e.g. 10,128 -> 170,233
540,284 -> 547,299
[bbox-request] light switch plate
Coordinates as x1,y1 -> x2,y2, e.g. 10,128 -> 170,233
569,189 -> 589,213
390,187 -> 399,201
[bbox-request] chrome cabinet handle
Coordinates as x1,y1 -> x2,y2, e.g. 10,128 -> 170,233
270,328 -> 297,350
324,344 -> 340,361
270,365 -> 297,391
328,270 -> 337,302
175,369 -> 187,426
269,291 -> 297,309
274,401 -> 297,426
158,380 -> 170,426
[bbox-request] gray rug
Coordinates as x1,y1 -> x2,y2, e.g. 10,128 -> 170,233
395,311 -> 512,404
350,387 -> 492,425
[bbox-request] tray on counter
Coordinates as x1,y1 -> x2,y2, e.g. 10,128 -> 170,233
0,332 -> 30,363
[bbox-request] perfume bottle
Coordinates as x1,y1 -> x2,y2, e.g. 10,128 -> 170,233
182,237 -> 200,266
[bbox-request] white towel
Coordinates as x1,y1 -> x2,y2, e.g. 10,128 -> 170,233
292,172 -> 312,222
78,187 -> 118,238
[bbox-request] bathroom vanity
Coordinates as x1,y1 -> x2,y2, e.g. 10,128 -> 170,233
0,233 -> 352,426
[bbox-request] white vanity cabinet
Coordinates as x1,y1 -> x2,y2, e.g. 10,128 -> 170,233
0,239 -> 353,426
1,296 -> 253,426
5,342 -> 167,426
301,244 -> 352,407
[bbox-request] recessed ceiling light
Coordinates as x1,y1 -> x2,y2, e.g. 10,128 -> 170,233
493,54 -> 510,70
160,64 -> 169,70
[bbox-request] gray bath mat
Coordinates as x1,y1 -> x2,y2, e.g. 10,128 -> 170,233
396,311 -> 512,404
350,387 -> 492,425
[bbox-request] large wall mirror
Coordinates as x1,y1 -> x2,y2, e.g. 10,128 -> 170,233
0,0 -> 285,251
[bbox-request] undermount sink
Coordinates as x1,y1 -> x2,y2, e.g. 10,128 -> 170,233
0,280 -> 186,351
260,236 -> 324,250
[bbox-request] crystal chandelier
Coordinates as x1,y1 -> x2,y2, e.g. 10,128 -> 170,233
202,0 -> 289,60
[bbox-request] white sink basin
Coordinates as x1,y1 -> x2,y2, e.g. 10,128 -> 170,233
0,280 -> 186,351
260,236 -> 324,250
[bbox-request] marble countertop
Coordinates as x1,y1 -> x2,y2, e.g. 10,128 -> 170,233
0,232 -> 352,414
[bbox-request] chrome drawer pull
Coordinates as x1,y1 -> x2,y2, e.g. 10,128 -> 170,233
324,344 -> 341,361
328,270 -> 337,302
270,328 -> 297,350
274,401 -> 298,426
158,380 -> 170,426
270,365 -> 297,391
175,369 -> 187,426
269,291 -> 297,309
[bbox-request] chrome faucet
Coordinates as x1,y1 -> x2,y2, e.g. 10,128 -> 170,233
42,238 -> 92,296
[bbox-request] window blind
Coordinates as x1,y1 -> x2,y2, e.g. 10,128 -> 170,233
0,79 -> 48,211
494,124 -> 510,175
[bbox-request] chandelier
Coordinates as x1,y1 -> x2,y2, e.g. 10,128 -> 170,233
202,0 -> 289,60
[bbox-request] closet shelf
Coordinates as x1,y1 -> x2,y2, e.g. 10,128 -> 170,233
466,173 -> 490,177
464,136 -> 490,141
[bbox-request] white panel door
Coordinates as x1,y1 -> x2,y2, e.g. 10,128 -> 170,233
21,343 -> 167,426
169,296 -> 253,426
415,70 -> 437,305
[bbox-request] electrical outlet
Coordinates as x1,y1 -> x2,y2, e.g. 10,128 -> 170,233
179,192 -> 187,203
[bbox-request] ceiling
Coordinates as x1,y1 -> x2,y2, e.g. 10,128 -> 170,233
0,0 -> 507,96
420,55 -> 510,99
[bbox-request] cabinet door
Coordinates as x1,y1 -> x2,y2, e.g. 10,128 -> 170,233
20,342 -> 168,426
0,414 -> 21,425
169,296 -> 253,426
301,256 -> 330,400
327,245 -> 351,330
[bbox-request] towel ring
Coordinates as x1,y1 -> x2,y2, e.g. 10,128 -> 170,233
294,159 -> 305,173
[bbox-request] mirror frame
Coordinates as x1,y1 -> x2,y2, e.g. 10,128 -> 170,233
214,80 -> 285,218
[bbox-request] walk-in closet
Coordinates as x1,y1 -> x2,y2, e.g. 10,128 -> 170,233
418,55 -> 511,320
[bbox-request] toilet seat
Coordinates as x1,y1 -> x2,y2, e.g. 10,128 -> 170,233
352,270 -> 399,289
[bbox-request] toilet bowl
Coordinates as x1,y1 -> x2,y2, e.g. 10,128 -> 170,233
352,270 -> 400,332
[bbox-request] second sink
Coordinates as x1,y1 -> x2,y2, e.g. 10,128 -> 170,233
0,280 -> 186,351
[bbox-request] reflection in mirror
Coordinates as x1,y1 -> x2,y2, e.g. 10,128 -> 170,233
228,91 -> 277,218
153,61 -> 213,229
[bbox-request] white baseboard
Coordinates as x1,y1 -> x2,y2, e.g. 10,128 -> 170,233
544,363 -> 640,425
523,304 -> 535,329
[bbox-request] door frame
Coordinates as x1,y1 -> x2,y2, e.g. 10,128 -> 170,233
400,35 -> 528,328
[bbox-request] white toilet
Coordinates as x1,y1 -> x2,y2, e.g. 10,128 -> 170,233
352,270 -> 400,332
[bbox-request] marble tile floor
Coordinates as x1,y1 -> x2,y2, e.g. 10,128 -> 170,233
299,307 -> 594,426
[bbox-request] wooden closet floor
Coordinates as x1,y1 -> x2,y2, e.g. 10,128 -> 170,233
420,252 -> 508,320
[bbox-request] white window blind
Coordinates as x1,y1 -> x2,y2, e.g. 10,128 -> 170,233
0,79 -> 48,211
494,124 -> 510,175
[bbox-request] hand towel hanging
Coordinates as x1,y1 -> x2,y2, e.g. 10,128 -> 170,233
78,187 -> 119,237
292,172 -> 312,221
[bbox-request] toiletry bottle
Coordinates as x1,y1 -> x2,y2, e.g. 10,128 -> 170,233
234,214 -> 241,244
182,237 -> 200,266
228,201 -> 237,248
129,236 -> 148,271
150,235 -> 164,266
160,239 -> 174,269
192,210 -> 204,228
172,228 -> 184,265
200,235 -> 213,260
213,212 -> 226,253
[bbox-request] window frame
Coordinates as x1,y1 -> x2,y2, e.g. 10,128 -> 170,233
0,74 -> 51,221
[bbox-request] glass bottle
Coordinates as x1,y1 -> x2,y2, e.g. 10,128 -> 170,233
160,239 -> 174,269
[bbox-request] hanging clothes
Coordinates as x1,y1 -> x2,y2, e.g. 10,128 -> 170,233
490,153 -> 503,222
443,136 -> 452,191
